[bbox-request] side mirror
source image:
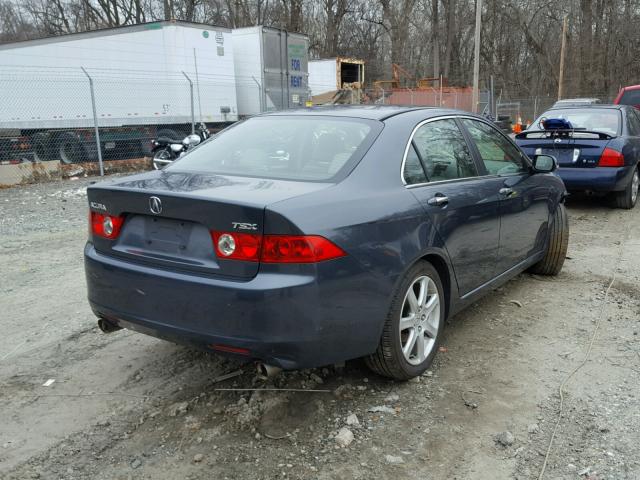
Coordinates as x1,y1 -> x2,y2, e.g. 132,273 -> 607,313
532,154 -> 557,173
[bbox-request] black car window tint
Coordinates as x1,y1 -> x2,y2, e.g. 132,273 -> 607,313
461,119 -> 528,175
411,119 -> 478,182
404,144 -> 428,184
620,89 -> 640,106
627,109 -> 640,136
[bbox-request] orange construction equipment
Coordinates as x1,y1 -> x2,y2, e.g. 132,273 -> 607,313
374,63 -> 449,91
373,63 -> 415,90
416,76 -> 448,89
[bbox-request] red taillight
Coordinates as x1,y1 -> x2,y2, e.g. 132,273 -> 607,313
599,148 -> 625,167
261,235 -> 346,263
90,211 -> 124,239
210,232 -> 346,263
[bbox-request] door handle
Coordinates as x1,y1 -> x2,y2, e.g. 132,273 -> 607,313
427,195 -> 449,206
499,187 -> 514,196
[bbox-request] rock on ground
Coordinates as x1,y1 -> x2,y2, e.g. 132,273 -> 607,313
384,455 -> 404,465
494,431 -> 515,447
335,427 -> 354,447
345,413 -> 360,426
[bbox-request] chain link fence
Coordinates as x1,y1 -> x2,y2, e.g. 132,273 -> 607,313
360,86 -> 476,111
0,65 -> 254,187
328,87 -> 617,133
1,64 -> 619,187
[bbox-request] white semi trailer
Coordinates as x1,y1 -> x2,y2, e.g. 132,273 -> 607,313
0,20 -> 309,164
232,26 -> 310,115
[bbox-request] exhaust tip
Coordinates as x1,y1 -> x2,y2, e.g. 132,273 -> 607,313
97,317 -> 122,333
256,362 -> 282,379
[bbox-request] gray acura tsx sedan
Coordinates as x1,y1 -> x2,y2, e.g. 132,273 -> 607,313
85,106 -> 568,380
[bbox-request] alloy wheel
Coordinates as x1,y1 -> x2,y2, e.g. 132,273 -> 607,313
632,169 -> 639,205
399,275 -> 440,365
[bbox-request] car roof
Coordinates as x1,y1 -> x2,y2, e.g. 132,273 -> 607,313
555,98 -> 600,102
545,104 -> 624,111
262,105 -> 461,121
621,84 -> 640,91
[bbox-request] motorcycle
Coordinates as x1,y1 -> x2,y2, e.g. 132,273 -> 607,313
151,123 -> 210,170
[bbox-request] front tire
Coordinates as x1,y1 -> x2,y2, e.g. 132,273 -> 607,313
152,148 -> 173,170
528,203 -> 569,276
612,167 -> 639,209
365,261 -> 445,380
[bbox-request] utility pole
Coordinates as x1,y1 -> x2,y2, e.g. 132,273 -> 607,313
490,75 -> 495,117
557,15 -> 568,101
471,0 -> 482,113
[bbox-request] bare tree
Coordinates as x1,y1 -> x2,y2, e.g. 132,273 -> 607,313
320,0 -> 349,56
2,0 -> 640,99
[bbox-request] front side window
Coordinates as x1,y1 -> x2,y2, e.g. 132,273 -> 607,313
461,119 -> 529,175
405,118 -> 477,183
167,116 -> 380,182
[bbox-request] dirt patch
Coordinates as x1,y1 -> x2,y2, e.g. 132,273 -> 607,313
0,158 -> 150,187
1,181 -> 639,479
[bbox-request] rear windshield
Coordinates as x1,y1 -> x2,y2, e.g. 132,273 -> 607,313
619,89 -> 640,106
532,108 -> 621,136
167,116 -> 381,181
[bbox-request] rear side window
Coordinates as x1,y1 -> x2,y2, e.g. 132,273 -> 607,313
627,109 -> 640,136
462,119 -> 529,175
403,147 -> 428,184
405,119 -> 477,183
619,89 -> 640,106
168,116 -> 381,182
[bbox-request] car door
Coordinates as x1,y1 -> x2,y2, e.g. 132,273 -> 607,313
403,117 -> 502,296
460,118 -> 551,275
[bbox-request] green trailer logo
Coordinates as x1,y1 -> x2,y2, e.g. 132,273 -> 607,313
288,44 -> 306,58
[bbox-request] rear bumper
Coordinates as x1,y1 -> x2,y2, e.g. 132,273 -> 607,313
84,244 -> 386,369
556,165 -> 635,192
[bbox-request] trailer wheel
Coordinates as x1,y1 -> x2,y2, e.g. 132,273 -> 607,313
32,134 -> 54,162
56,132 -> 87,164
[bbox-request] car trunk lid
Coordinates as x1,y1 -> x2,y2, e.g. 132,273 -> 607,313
516,131 -> 614,168
87,170 -> 331,279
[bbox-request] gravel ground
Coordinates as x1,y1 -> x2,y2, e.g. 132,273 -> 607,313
1,177 -> 639,480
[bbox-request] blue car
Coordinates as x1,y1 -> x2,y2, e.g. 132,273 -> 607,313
516,105 -> 640,209
85,106 -> 568,380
